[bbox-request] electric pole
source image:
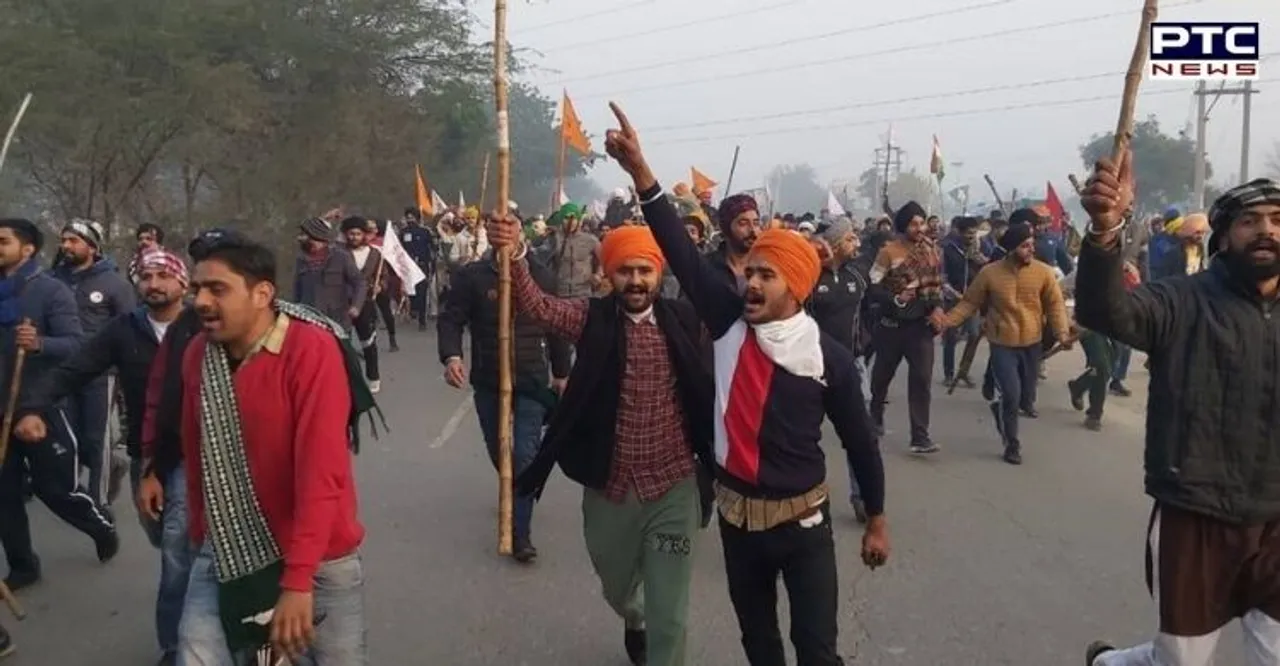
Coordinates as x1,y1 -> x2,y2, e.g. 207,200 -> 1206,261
1193,80 -> 1259,209
870,145 -> 905,207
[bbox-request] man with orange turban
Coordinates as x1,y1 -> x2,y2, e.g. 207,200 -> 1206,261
604,101 -> 888,666
487,211 -> 712,666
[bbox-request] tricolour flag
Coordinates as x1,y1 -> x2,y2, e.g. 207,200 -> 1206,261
560,91 -> 591,155
381,219 -> 428,296
929,135 -> 944,182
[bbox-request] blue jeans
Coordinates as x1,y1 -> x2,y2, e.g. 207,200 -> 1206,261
987,343 -> 1041,448
158,466 -> 196,656
1111,343 -> 1132,382
847,357 -> 871,503
942,315 -> 982,379
177,544 -> 367,666
473,388 -> 547,542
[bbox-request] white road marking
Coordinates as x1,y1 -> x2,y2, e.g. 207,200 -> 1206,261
429,392 -> 475,449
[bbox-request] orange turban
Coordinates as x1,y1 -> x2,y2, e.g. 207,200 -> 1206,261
748,229 -> 822,302
599,225 -> 664,275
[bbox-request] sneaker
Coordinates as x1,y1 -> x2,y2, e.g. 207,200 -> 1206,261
1020,407 -> 1039,419
95,529 -> 120,563
1084,416 -> 1102,431
512,537 -> 537,564
1002,446 -> 1022,465
851,498 -> 868,524
1068,380 -> 1085,411
908,440 -> 940,455
1109,381 -> 1131,397
0,623 -> 15,659
368,380 -> 381,394
1085,640 -> 1114,665
957,375 -> 975,389
624,628 -> 647,666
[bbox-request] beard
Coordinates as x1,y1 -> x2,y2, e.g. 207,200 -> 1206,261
619,285 -> 655,312
1222,238 -> 1280,283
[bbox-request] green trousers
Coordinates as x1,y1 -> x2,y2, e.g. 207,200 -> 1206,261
582,476 -> 700,666
1070,329 -> 1116,419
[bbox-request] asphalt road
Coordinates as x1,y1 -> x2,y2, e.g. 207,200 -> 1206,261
3,326 -> 1247,665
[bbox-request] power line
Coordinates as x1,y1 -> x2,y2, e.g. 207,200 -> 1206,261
644,79 -> 1280,146
538,0 -> 811,54
516,0 -> 656,34
571,0 -> 1209,100
544,0 -> 1012,85
640,51 -> 1279,133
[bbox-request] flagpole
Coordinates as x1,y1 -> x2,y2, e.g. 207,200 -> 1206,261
493,0 -> 515,556
552,118 -> 567,213
722,145 -> 741,203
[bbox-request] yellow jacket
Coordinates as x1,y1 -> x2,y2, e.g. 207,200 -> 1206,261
942,257 -> 1069,348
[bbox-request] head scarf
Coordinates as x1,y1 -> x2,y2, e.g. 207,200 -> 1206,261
672,182 -> 692,198
463,206 -> 480,222
1207,178 -> 1280,252
717,194 -> 758,234
1000,222 -> 1034,253
1008,207 -> 1042,229
136,248 -> 189,287
818,217 -> 853,245
893,201 -> 927,234
300,217 -> 332,242
339,216 -> 367,233
558,202 -> 583,221
748,229 -> 822,303
599,225 -> 663,276
63,218 -> 103,251
1178,212 -> 1209,238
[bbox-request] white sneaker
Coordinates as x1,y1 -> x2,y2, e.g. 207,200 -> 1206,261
368,380 -> 381,394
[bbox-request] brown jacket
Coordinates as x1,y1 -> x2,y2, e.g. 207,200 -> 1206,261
293,246 -> 367,324
942,257 -> 1068,348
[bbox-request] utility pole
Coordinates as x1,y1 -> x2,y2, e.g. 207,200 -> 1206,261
1193,80 -> 1259,208
870,145 -> 905,207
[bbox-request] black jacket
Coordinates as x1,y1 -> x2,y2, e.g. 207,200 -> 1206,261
1076,239 -> 1280,524
517,296 -> 713,498
806,259 -> 869,353
20,307 -> 174,457
147,307 -> 202,479
437,253 -> 571,397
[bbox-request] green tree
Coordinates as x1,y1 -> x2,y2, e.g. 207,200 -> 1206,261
1079,116 -> 1207,214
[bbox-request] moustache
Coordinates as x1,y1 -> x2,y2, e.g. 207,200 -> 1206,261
623,286 -> 649,294
744,290 -> 765,304
1247,239 -> 1280,253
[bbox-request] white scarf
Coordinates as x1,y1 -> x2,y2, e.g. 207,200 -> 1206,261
751,311 -> 824,382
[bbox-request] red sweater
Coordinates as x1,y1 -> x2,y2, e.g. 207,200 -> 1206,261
181,315 -> 364,592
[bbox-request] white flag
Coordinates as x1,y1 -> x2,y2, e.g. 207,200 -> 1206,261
825,190 -> 846,217
431,190 -> 448,215
557,187 -> 570,207
380,221 -> 428,296
458,191 -> 466,208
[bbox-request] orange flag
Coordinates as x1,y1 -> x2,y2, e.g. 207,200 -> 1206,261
560,92 -> 591,155
691,167 -> 717,195
415,165 -> 433,217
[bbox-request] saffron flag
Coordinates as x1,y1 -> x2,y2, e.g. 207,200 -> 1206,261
415,165 -> 433,217
560,92 -> 591,155
929,135 -> 944,182
1045,181 -> 1067,233
691,167 -> 717,195
380,218 -> 428,296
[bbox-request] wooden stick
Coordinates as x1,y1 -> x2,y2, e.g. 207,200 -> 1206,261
0,319 -> 32,620
478,152 -> 491,212
492,0 -> 515,556
0,94 -> 33,176
552,132 -> 566,213
1068,174 -> 1084,195
1113,0 -> 1159,164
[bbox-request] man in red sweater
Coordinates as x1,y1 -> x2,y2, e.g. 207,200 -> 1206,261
176,229 -> 366,665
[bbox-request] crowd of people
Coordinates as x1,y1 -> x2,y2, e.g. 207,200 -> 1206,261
0,102 -> 1277,666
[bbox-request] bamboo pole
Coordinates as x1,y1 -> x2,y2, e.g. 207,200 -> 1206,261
552,132 -> 566,213
478,152 -> 491,212
1113,0 -> 1159,164
0,94 -> 33,175
492,0 -> 515,556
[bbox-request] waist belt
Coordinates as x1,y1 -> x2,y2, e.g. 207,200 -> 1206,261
714,481 -> 828,532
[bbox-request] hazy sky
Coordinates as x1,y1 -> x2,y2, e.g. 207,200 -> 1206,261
486,0 -> 1277,209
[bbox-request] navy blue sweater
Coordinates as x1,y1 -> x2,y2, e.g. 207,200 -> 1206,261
640,183 -> 885,514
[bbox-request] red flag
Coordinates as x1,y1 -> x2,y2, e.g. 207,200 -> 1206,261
1045,181 -> 1066,233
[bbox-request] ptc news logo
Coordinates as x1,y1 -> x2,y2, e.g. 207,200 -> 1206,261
1149,22 -> 1259,80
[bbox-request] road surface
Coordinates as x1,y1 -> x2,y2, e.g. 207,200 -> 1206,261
4,326 -> 1246,665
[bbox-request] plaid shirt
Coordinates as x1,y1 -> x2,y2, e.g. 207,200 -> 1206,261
513,261 -> 696,502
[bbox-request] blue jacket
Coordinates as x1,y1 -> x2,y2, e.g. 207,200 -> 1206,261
1034,232 -> 1075,276
941,234 -> 989,294
54,256 -> 136,337
0,265 -> 83,406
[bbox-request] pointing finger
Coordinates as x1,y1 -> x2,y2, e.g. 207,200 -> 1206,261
608,101 -> 634,136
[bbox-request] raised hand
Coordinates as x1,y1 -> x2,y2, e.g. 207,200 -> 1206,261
604,102 -> 656,191
485,213 -> 522,250
1081,149 -> 1135,233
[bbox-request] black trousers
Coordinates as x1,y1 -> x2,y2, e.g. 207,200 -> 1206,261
66,375 -> 112,506
869,319 -> 935,443
352,302 -> 380,381
0,409 -> 114,574
719,504 -> 843,666
374,291 -> 396,342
